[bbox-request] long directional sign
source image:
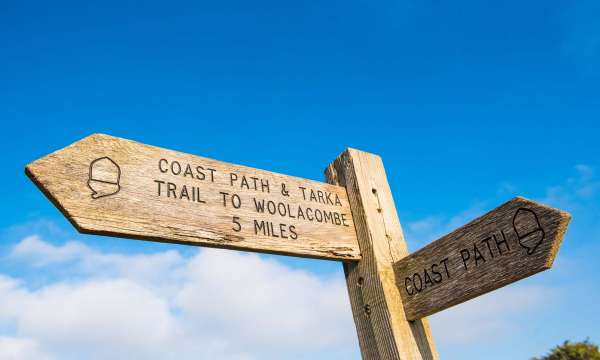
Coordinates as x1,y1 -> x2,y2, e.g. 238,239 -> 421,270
26,134 -> 360,260
394,197 -> 570,320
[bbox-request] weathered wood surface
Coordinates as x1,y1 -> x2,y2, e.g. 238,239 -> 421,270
26,134 -> 360,260
394,197 -> 570,320
326,148 -> 438,360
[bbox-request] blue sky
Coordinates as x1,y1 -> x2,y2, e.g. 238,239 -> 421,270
1,0 -> 599,359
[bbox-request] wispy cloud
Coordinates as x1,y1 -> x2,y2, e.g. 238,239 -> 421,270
404,201 -> 487,250
542,164 -> 599,211
11,236 -> 90,266
430,284 -> 559,345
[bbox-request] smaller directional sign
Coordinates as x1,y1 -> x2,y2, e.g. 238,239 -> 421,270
394,197 -> 570,320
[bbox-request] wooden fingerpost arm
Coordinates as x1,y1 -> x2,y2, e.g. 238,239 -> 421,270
326,149 -> 439,360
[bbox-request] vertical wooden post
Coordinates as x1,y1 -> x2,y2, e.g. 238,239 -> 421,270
326,148 -> 439,360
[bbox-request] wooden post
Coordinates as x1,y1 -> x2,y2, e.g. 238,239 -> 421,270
326,148 -> 438,360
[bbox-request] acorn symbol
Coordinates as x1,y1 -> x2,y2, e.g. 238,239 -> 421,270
87,157 -> 121,199
512,208 -> 545,255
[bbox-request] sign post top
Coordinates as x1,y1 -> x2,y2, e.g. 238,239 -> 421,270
26,133 -> 360,261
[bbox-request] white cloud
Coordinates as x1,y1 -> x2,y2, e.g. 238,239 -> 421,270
10,235 -> 185,296
429,284 -> 558,345
0,236 -> 357,360
176,250 -> 354,355
18,280 -> 177,359
0,336 -> 51,360
407,216 -> 442,235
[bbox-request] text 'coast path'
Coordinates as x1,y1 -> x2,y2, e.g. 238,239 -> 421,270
394,197 -> 570,320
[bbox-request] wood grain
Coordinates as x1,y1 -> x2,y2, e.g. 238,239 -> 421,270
394,197 -> 570,320
326,148 -> 439,360
26,134 -> 360,260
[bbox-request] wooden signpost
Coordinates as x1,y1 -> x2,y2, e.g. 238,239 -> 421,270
26,134 -> 571,360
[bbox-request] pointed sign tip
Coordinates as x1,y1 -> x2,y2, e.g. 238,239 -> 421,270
24,161 -> 43,188
24,162 -> 34,178
23,148 -> 89,236
543,208 -> 571,269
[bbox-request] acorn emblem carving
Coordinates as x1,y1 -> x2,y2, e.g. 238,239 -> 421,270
88,157 -> 121,199
512,208 -> 545,255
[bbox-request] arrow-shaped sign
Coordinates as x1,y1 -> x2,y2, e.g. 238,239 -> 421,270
394,197 -> 570,320
25,134 -> 360,260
